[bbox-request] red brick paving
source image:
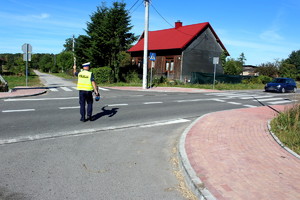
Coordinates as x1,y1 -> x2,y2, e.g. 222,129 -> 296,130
0,87 -> 46,98
185,105 -> 300,200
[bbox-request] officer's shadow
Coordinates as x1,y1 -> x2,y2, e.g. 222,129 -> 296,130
92,106 -> 119,121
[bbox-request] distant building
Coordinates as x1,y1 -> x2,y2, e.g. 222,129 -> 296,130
127,21 -> 229,81
242,65 -> 259,76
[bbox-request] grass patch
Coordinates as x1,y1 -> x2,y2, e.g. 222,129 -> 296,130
270,100 -> 300,155
3,73 -> 42,89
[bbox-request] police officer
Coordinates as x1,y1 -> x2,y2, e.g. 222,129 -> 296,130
73,62 -> 100,122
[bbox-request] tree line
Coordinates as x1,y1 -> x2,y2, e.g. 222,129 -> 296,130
222,50 -> 300,81
0,1 -> 136,81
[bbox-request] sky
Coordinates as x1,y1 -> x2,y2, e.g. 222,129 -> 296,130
1,0 -> 300,65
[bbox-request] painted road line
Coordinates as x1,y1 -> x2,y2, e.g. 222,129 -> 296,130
176,99 -> 206,103
4,97 -> 78,101
140,119 -> 190,128
212,99 -> 226,102
227,102 -> 242,105
61,87 -> 73,91
98,87 -> 110,91
49,88 -> 59,91
243,104 -> 257,108
2,109 -> 35,113
268,100 -> 292,105
254,97 -> 284,102
107,104 -> 128,107
59,106 -> 80,110
143,102 -> 163,105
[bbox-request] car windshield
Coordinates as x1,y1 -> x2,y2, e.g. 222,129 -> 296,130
272,78 -> 287,83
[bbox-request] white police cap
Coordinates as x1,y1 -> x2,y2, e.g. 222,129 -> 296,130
82,62 -> 90,67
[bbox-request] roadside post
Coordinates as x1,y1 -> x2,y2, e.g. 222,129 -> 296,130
213,57 -> 219,89
149,52 -> 156,88
22,43 -> 32,87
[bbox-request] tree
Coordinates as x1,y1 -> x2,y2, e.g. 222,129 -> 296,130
39,54 -> 54,73
57,51 -> 73,73
223,58 -> 243,75
279,63 -> 297,79
255,62 -> 279,77
285,50 -> 300,79
82,1 -> 137,81
237,52 -> 247,65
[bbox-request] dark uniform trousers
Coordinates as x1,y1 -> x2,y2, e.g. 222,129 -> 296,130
79,90 -> 93,119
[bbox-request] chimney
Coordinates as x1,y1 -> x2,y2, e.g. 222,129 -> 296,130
175,20 -> 182,29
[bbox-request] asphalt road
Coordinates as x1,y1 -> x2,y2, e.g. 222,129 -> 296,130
0,72 -> 297,199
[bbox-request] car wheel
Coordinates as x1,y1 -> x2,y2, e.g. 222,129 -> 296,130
281,88 -> 286,93
293,87 -> 297,93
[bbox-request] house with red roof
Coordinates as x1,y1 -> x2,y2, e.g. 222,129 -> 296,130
127,21 -> 229,82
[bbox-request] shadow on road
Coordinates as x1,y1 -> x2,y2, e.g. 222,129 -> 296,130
92,106 -> 119,121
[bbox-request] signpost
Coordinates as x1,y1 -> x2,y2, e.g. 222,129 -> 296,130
22,43 -> 32,86
149,52 -> 156,88
213,57 -> 219,89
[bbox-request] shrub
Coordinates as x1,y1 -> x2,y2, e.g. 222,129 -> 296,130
125,70 -> 141,83
91,67 -> 114,84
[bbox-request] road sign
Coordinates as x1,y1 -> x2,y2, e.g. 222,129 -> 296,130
149,52 -> 156,61
22,43 -> 32,61
213,57 -> 219,64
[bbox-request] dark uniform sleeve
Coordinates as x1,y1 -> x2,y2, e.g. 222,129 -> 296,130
91,73 -> 95,82
74,72 -> 79,77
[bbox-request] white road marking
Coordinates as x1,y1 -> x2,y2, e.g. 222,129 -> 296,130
143,102 -> 163,104
49,88 -> 59,91
227,102 -> 242,105
243,104 -> 257,108
59,106 -> 80,110
2,109 -> 35,113
107,104 -> 128,107
212,99 -> 226,102
268,100 -> 292,105
4,97 -> 78,101
61,87 -> 72,91
140,119 -> 191,128
254,97 -> 284,102
175,99 -> 206,103
0,118 -> 191,145
98,87 -> 110,91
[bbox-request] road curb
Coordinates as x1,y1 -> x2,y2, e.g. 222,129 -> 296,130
178,113 -> 217,200
0,90 -> 47,99
267,120 -> 300,159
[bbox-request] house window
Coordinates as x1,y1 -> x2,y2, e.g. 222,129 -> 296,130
165,58 -> 174,72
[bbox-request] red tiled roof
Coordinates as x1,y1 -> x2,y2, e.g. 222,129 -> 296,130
128,22 -> 227,53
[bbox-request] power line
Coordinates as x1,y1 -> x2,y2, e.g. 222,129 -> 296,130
130,0 -> 144,14
150,2 -> 174,28
150,1 -> 194,37
128,0 -> 141,11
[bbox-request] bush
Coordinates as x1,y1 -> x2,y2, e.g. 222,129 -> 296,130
91,67 -> 114,84
125,70 -> 141,83
242,75 -> 272,84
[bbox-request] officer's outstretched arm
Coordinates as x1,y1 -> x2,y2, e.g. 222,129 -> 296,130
73,65 -> 77,75
92,81 -> 99,96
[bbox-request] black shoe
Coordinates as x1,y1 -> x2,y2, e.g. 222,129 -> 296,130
80,117 -> 86,122
87,116 -> 94,121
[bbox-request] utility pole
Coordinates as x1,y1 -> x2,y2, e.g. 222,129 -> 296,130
142,0 -> 149,89
72,35 -> 76,67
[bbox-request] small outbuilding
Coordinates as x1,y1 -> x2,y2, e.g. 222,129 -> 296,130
127,21 -> 229,82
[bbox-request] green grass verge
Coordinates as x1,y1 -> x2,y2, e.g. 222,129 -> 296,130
3,74 -> 42,89
270,102 -> 300,155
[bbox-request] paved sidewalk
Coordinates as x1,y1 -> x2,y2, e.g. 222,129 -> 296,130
0,87 -> 47,99
180,105 -> 300,200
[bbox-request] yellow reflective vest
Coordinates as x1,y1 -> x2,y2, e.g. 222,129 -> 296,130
77,70 -> 93,91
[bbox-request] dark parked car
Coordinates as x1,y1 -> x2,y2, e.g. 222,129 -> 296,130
265,78 -> 297,93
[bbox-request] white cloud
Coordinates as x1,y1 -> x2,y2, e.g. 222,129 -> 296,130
31,13 -> 50,19
259,29 -> 284,42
